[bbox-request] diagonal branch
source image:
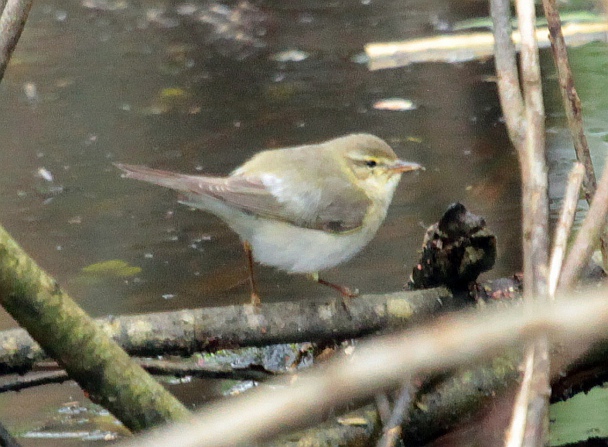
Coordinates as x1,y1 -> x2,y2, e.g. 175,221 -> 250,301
0,0 -> 33,82
541,0 -> 596,202
559,158 -> 608,290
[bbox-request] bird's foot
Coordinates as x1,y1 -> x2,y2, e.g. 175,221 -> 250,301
309,273 -> 359,298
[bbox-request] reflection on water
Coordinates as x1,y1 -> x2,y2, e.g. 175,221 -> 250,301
0,0 -> 601,443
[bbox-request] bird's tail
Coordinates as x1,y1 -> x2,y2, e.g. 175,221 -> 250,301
114,163 -> 202,193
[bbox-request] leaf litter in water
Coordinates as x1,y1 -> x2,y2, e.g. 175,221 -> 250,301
81,260 -> 141,278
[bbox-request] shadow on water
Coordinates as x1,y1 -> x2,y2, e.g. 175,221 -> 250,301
0,0 -> 603,443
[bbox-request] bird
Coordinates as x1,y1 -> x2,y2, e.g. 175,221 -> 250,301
115,133 -> 423,305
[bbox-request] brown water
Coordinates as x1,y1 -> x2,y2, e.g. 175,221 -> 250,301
0,0 -> 602,444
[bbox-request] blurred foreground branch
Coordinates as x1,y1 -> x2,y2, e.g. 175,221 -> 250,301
115,287 -> 608,447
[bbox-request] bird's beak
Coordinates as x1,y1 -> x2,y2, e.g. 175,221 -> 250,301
389,160 -> 424,173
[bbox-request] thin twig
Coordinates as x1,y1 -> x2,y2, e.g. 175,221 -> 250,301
549,163 -> 585,296
375,393 -> 392,425
559,157 -> 608,290
522,336 -> 551,447
0,370 -> 69,393
540,0 -> 608,275
514,0 -> 551,445
376,380 -> 412,447
505,344 -> 535,447
541,0 -> 597,202
526,163 -> 586,447
0,356 -> 280,394
0,0 -> 33,82
136,357 -> 278,382
490,0 -> 526,149
516,0 -> 549,300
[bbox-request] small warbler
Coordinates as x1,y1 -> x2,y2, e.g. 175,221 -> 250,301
115,133 -> 423,304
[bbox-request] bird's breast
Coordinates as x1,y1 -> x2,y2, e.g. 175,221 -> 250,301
246,217 -> 379,274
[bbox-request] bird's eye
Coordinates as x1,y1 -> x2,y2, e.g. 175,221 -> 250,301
366,159 -> 377,168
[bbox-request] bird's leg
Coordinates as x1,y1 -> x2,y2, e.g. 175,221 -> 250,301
243,241 -> 261,306
308,272 -> 359,298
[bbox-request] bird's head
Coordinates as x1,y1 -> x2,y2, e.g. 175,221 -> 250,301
331,134 -> 424,202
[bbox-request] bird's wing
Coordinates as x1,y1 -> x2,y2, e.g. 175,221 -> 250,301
115,163 -> 370,233
224,172 -> 371,232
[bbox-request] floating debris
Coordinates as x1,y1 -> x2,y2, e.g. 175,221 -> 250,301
372,98 -> 417,111
146,8 -> 180,28
163,375 -> 192,385
224,380 -> 257,396
36,167 -> 54,182
160,87 -> 188,99
23,82 -> 38,102
197,1 -> 267,60
337,416 -> 369,426
176,3 -> 197,15
55,9 -> 68,21
270,49 -> 310,62
81,260 -> 142,277
81,0 -> 128,11
366,20 -> 608,70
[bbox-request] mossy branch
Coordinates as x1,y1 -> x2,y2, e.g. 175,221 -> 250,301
0,224 -> 190,431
